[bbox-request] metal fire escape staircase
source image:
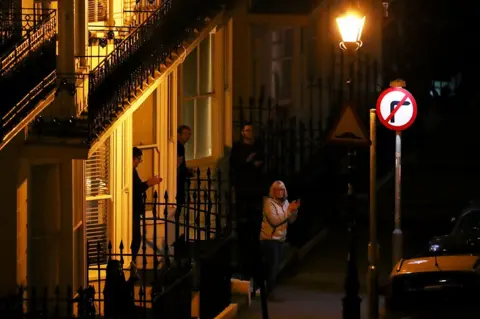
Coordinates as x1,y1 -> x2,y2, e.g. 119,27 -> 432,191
24,0 -> 232,154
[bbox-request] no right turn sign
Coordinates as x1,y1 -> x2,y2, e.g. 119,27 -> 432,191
376,87 -> 417,131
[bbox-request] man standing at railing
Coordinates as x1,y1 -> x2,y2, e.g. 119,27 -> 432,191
230,122 -> 265,281
177,125 -> 194,207
132,147 -> 162,271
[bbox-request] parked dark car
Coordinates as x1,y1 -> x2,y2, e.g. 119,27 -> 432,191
382,255 -> 480,319
428,200 -> 480,254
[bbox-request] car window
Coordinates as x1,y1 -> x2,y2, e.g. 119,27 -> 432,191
455,210 -> 480,233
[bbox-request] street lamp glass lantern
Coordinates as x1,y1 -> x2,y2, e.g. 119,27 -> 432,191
336,13 -> 366,43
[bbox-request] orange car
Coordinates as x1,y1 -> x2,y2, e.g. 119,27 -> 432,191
382,255 -> 480,318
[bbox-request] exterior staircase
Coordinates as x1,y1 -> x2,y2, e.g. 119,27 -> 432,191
0,9 -> 57,147
0,6 -> 51,53
0,0 -> 232,155
26,0 -> 232,152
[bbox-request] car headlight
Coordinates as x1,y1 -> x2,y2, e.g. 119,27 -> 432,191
429,244 -> 441,252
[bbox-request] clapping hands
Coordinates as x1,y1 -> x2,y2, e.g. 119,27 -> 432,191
147,175 -> 162,186
288,199 -> 301,211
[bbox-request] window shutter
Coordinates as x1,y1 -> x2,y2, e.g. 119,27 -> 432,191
86,138 -> 110,265
86,140 -> 110,197
88,0 -> 108,23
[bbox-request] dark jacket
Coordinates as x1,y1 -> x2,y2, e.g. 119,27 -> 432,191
133,168 -> 148,216
177,141 -> 188,188
230,140 -> 265,192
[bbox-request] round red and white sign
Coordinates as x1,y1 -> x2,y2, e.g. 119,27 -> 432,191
376,87 -> 417,131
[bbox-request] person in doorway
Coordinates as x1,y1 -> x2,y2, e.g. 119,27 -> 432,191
132,147 -> 162,270
177,125 -> 194,207
260,180 -> 300,301
230,122 -> 265,280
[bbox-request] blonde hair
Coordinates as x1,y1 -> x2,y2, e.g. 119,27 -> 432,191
268,180 -> 288,201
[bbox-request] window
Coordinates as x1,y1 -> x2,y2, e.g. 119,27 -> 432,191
85,138 -> 111,265
88,0 -> 108,23
182,34 -> 214,160
431,80 -> 455,97
270,28 -> 293,103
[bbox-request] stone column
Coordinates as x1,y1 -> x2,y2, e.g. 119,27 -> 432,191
55,0 -> 76,118
75,0 -> 88,67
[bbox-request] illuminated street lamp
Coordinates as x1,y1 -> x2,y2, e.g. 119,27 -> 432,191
336,5 -> 368,319
336,12 -> 366,51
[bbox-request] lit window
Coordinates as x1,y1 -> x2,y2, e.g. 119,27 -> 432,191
181,34 -> 214,160
270,28 -> 293,104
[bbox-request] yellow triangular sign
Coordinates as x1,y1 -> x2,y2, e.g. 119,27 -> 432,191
327,105 -> 369,146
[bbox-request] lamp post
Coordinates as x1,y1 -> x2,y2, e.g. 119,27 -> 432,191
336,9 -> 366,319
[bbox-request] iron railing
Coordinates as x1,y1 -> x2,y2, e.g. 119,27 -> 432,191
0,9 -> 57,141
10,0 -> 228,145
87,0 -> 229,141
123,0 -> 163,28
86,167 -> 232,318
1,70 -> 56,141
0,7 -> 52,52
0,9 -> 56,75
0,286 -> 96,319
1,168 -> 233,319
0,44 -> 57,141
233,53 -> 385,189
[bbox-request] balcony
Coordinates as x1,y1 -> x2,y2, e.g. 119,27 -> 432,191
0,9 -> 57,147
0,7 -> 52,53
27,0 -> 232,152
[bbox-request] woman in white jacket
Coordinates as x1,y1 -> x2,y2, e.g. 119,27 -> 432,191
260,180 -> 300,300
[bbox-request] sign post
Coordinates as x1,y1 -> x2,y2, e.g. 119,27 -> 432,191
376,83 -> 417,267
327,104 -> 369,319
368,108 -> 378,319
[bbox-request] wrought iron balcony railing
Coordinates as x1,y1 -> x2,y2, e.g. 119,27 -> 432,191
0,7 -> 53,52
88,0 -> 174,94
0,9 -> 56,76
1,70 -> 56,142
17,0 -> 230,146
87,0 -> 230,141
0,10 -> 57,143
123,0 -> 163,28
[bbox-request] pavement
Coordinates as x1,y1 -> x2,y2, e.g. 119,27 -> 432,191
237,215 -> 446,319
238,287 -> 382,319
237,106 -> 480,318
237,163 -> 477,319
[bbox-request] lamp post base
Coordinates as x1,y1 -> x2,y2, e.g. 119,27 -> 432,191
342,295 -> 362,319
342,224 -> 362,319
